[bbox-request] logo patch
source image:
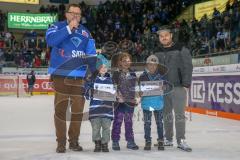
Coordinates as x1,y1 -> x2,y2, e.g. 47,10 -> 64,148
82,30 -> 89,38
71,37 -> 82,48
191,80 -> 205,103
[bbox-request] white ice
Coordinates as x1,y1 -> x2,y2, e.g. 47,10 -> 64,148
0,95 -> 240,160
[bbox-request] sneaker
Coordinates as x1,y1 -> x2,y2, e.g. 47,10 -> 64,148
101,143 -> 109,152
127,141 -> 139,150
158,140 -> 164,150
164,139 -> 173,146
177,139 -> 192,152
69,142 -> 83,151
94,140 -> 101,152
56,142 -> 66,153
112,141 -> 120,151
144,142 -> 151,151
154,139 -> 173,147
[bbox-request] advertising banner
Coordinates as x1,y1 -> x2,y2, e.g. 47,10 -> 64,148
0,75 -> 54,94
189,73 -> 240,114
193,63 -> 240,74
194,0 -> 233,20
8,13 -> 57,29
2,67 -> 48,75
0,0 -> 39,4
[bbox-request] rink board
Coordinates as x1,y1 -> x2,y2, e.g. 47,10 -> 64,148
188,72 -> 240,121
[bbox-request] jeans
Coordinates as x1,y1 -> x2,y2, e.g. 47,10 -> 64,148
143,109 -> 164,142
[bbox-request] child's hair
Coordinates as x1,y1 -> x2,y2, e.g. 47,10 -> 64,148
117,52 -> 132,68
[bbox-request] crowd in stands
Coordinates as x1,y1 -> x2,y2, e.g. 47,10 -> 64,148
176,0 -> 240,56
0,30 -> 50,68
1,0 -> 240,68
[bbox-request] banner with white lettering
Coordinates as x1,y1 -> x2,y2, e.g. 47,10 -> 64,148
0,75 -> 54,94
8,13 -> 57,29
189,74 -> 240,114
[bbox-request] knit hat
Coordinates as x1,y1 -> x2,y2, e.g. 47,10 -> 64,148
96,54 -> 110,69
146,55 -> 159,64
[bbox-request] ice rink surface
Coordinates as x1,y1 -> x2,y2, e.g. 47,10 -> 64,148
0,95 -> 239,160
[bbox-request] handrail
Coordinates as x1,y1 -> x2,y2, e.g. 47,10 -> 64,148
193,48 -> 240,59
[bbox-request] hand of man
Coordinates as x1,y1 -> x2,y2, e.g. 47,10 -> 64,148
69,18 -> 79,31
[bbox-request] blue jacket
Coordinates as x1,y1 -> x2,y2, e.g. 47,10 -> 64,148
46,21 -> 96,78
139,70 -> 164,111
85,73 -> 114,120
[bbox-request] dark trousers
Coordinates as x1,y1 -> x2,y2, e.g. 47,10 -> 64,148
143,110 -> 164,142
163,87 -> 187,144
52,76 -> 85,144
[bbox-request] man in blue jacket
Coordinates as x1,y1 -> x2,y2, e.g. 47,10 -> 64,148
46,4 -> 96,153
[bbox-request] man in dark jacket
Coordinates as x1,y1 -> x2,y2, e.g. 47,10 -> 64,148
154,26 -> 193,152
26,70 -> 36,96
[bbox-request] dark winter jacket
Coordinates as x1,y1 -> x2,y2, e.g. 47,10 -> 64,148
26,73 -> 36,86
154,43 -> 193,88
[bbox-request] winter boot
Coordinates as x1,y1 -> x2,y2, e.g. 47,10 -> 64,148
158,140 -> 165,150
56,142 -> 66,153
94,140 -> 101,152
112,141 -> 120,151
144,141 -> 151,151
69,142 -> 83,151
101,143 -> 109,152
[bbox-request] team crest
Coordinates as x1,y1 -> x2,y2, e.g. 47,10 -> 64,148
82,30 -> 89,38
71,37 -> 82,48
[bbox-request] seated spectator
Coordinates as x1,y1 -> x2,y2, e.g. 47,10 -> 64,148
37,37 -> 47,49
209,37 -> 217,53
40,49 -> 46,65
33,55 -> 41,67
4,49 -> 14,61
0,38 -> 4,48
216,28 -> 226,52
235,34 -> 240,49
212,7 -> 221,19
199,38 -> 210,55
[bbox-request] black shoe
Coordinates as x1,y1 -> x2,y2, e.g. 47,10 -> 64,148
94,140 -> 101,152
144,142 -> 151,151
101,143 -> 109,152
69,142 -> 83,151
158,141 -> 165,150
56,142 -> 66,153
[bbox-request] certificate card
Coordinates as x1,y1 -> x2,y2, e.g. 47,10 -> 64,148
93,83 -> 116,101
140,80 -> 164,96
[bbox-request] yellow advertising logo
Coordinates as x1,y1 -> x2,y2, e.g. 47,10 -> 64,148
0,0 -> 39,4
194,0 -> 234,20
